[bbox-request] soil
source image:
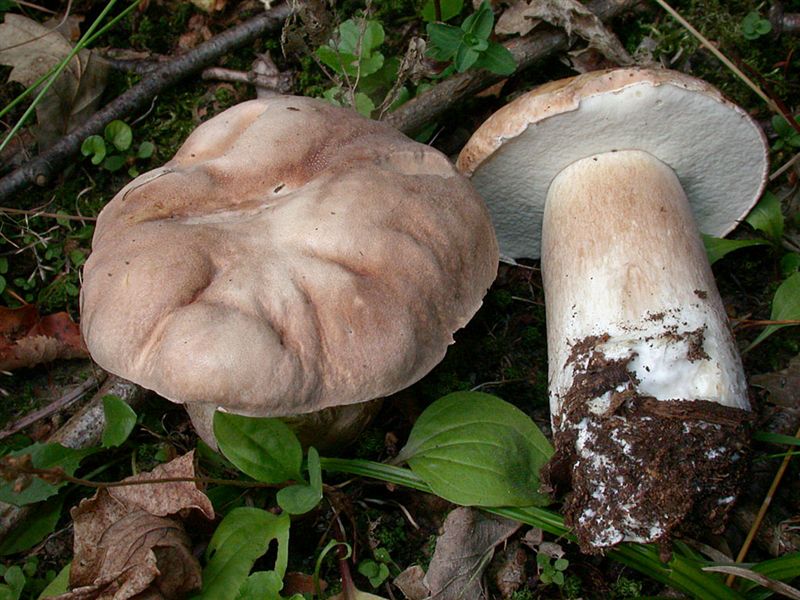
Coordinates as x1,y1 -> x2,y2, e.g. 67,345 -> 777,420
544,334 -> 752,555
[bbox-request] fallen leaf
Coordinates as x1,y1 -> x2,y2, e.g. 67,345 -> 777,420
283,572 -> 326,596
53,451 -> 212,600
490,541 -> 527,599
0,13 -> 108,150
108,451 -> 214,519
393,566 -> 427,600
0,305 -> 87,371
496,0 -> 634,67
752,354 -> 800,407
423,507 -> 521,600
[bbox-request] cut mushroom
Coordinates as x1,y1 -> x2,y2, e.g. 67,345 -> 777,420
457,68 -> 768,551
81,96 -> 499,450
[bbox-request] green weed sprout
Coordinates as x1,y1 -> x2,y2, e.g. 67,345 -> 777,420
426,1 -> 515,75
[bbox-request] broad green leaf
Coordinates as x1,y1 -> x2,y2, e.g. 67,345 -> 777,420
317,19 -> 385,78
781,252 -> 800,277
336,19 -> 384,56
772,115 -> 800,148
137,141 -> 155,159
80,135 -> 105,164
0,495 -> 63,555
104,120 -> 132,152
68,249 -> 85,266
0,566 -> 24,600
102,154 -> 126,172
199,507 -> 290,600
426,23 -> 464,61
747,272 -> 800,350
0,443 -> 95,506
276,448 -> 322,514
276,483 -> 321,515
462,1 -> 494,39
474,42 -> 517,75
397,392 -> 553,507
308,447 -> 322,493
703,234 -> 769,265
0,257 -> 7,274
358,560 -> 390,588
214,413 -> 303,483
236,571 -> 283,600
101,394 -> 137,448
454,44 -> 479,72
354,92 -> 375,116
422,0 -> 463,22
746,192 -> 784,243
37,563 -> 70,598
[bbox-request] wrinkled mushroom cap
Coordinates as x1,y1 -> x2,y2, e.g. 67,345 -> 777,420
81,97 -> 498,425
457,68 -> 769,261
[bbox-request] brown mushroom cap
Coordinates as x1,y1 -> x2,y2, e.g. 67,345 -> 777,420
457,68 -> 769,261
81,97 -> 498,422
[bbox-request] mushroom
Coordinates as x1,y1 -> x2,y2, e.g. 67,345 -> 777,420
81,96 -> 499,450
457,68 -> 768,551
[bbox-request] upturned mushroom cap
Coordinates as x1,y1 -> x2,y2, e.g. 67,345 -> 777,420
456,67 -> 769,260
81,96 -> 498,424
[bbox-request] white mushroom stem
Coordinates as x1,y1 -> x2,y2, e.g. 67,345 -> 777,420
542,149 -> 749,414
540,149 -> 750,549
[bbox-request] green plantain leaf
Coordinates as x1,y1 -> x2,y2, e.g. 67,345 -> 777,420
214,412 -> 303,484
397,392 -> 553,507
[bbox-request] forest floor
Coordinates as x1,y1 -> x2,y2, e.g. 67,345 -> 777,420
0,0 -> 799,598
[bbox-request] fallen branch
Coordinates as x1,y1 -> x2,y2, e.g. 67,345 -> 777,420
0,372 -> 105,441
0,2 -> 294,202
386,0 -> 641,134
0,374 -> 147,541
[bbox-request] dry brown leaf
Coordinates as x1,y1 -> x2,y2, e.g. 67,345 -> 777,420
752,354 -> 800,407
496,0 -> 634,67
108,451 -> 214,519
53,451 -> 212,600
0,13 -> 108,150
393,565 -> 428,600
423,507 -> 521,600
0,305 -> 87,371
490,541 -> 527,599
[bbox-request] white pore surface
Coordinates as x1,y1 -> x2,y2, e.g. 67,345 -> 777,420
470,82 -> 768,260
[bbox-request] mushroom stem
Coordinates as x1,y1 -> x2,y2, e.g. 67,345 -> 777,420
541,150 -> 751,550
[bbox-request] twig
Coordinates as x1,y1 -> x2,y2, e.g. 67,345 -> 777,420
0,374 -> 105,441
0,207 -> 98,221
652,0 -> 782,116
0,374 -> 146,539
727,424 -> 800,586
385,0 -> 641,134
0,2 -> 295,202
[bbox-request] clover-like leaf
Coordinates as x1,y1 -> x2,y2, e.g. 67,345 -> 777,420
104,120 -> 133,152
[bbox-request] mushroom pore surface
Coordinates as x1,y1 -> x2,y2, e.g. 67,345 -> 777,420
81,97 -> 499,430
457,68 -> 768,261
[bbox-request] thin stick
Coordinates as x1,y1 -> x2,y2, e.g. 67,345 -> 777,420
0,2 -> 294,201
0,374 -> 104,441
726,424 -> 800,586
652,0 -> 781,115
0,207 -> 98,221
